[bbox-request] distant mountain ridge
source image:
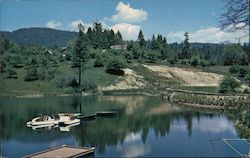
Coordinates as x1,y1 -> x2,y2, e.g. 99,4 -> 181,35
0,27 -> 77,47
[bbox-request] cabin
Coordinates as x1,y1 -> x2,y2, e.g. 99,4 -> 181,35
110,44 -> 127,50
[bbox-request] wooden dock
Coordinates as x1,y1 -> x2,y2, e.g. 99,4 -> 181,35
24,145 -> 95,158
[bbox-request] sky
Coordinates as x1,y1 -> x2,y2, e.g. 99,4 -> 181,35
0,0 -> 248,43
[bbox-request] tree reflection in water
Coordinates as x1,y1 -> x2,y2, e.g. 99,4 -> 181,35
0,96 -> 247,157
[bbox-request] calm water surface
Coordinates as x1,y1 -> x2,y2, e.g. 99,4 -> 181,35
0,96 -> 248,157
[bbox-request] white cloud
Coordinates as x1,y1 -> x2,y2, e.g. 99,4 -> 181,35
68,19 -> 92,32
110,23 -> 141,40
111,1 -> 148,23
46,20 -> 62,29
166,26 -> 249,43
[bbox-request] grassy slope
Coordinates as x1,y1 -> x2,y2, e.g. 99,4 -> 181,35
0,61 -> 229,97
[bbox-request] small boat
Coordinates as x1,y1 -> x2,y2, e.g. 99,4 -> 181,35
57,113 -> 80,126
26,113 -> 81,129
26,115 -> 58,127
59,122 -> 80,132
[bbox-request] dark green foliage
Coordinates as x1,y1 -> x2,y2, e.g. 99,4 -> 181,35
125,51 -> 133,63
94,53 -> 105,67
222,44 -> 248,65
229,65 -> 240,74
145,50 -> 158,63
80,79 -> 97,92
229,65 -> 249,77
5,65 -> 17,78
73,24 -> 88,86
245,70 -> 250,85
24,67 -> 38,81
0,59 -> 7,73
138,30 -> 146,47
107,56 -> 127,70
181,32 -> 191,59
190,56 -> 199,67
37,67 -> 46,80
219,75 -> 240,93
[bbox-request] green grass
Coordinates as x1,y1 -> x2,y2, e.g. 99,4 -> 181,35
0,61 -> 120,97
203,66 -> 230,75
82,67 -> 119,87
178,86 -> 218,93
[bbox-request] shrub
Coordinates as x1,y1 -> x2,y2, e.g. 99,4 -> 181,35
107,56 -> 126,70
80,79 -> 97,92
0,60 -> 7,73
54,74 -> 78,88
229,65 -> 240,74
229,65 -> 248,77
219,75 -> 241,93
24,67 -> 38,81
145,51 -> 158,63
245,70 -> 250,86
37,67 -> 46,80
94,54 -> 105,67
6,65 -> 17,78
125,51 -> 133,63
190,57 -> 199,67
46,68 -> 58,80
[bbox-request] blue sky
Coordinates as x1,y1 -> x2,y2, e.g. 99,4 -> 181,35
0,0 -> 248,43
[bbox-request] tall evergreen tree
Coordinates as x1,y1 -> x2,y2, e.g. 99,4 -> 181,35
93,22 -> 103,49
151,35 -> 157,50
181,32 -> 191,59
108,29 -> 116,46
74,24 -> 87,87
115,31 -> 123,45
138,30 -> 145,47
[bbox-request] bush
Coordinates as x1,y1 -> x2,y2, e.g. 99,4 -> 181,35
219,75 -> 241,93
229,65 -> 240,74
24,67 -> 38,81
54,74 -> 78,88
80,79 -> 97,92
229,65 -> 248,77
6,65 -> 17,78
145,51 -> 158,63
245,70 -> 250,86
107,56 -> 126,70
46,68 -> 58,80
37,67 -> 46,80
190,57 -> 199,67
125,51 -> 133,63
94,54 -> 105,67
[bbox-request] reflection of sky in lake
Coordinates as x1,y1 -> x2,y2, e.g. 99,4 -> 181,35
172,116 -> 237,134
1,96 -> 248,157
95,115 -> 240,157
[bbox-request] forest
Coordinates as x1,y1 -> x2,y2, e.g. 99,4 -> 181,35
0,22 -> 250,96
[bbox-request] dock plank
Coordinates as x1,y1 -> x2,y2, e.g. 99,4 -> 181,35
25,145 -> 94,158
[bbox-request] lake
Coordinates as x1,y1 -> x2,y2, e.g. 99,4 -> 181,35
0,96 -> 249,157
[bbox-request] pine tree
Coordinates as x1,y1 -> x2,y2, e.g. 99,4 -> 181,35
182,32 -> 191,59
151,35 -> 157,50
74,24 -> 87,87
108,29 -> 116,46
138,30 -> 145,47
115,31 -> 123,45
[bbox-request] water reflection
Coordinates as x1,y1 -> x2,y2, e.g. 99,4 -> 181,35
0,96 -> 246,157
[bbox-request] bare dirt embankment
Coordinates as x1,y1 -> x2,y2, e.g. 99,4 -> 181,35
98,68 -> 147,91
143,64 -> 223,87
99,64 -> 224,91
